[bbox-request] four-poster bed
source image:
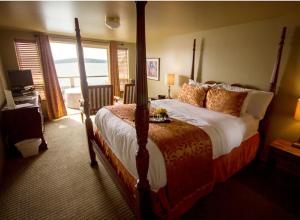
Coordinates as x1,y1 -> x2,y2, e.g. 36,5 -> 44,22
75,2 -> 285,219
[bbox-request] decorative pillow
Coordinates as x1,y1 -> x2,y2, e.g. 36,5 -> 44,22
217,83 -> 250,115
177,83 -> 207,107
206,88 -> 248,117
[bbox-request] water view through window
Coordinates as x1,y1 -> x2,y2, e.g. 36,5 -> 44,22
50,42 -> 109,91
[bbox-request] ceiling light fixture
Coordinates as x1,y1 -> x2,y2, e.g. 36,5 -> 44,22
105,16 -> 120,30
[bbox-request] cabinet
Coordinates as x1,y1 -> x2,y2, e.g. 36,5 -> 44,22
268,139 -> 300,176
1,92 -> 47,155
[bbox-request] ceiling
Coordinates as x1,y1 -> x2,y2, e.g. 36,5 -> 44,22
0,1 -> 300,43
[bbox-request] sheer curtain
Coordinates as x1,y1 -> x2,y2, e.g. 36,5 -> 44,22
109,41 -> 120,97
37,34 -> 67,120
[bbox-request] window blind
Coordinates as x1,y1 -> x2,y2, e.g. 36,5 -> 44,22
117,48 -> 129,90
14,39 -> 46,100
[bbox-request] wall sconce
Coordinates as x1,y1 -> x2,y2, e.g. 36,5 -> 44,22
167,73 -> 175,99
292,99 -> 300,148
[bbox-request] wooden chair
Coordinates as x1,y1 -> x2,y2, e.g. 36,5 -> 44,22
80,85 -> 113,122
123,83 -> 135,104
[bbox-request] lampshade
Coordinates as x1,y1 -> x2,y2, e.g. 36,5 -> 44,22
294,99 -> 300,121
167,74 -> 175,86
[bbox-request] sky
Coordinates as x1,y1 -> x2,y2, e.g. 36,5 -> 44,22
50,42 -> 108,61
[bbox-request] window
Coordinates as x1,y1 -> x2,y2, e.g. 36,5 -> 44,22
117,48 -> 129,91
83,46 -> 109,86
50,42 -> 109,93
14,39 -> 45,99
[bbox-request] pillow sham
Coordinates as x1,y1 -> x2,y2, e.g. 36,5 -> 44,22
217,83 -> 250,115
177,83 -> 207,107
206,88 -> 248,117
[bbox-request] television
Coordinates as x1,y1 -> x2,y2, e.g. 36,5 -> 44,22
7,70 -> 34,89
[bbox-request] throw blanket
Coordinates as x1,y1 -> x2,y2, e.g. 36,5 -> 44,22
105,104 -> 213,207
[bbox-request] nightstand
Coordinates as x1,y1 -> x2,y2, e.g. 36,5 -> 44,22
268,139 -> 300,176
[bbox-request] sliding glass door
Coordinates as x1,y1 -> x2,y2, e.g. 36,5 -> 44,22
50,41 -> 109,111
50,42 -> 109,92
50,41 -> 130,111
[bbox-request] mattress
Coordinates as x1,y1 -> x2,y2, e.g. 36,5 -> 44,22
94,99 -> 259,191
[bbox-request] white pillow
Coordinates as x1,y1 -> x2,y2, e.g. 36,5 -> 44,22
188,79 -> 217,89
218,83 -> 274,119
188,79 -> 203,87
218,83 -> 249,92
245,90 -> 274,120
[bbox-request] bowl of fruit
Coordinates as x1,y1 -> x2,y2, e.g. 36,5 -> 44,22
150,108 -> 170,123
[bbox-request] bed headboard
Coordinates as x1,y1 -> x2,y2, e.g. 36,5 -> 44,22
190,27 -> 287,93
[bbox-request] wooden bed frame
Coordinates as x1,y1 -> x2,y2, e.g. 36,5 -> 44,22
74,2 -> 286,219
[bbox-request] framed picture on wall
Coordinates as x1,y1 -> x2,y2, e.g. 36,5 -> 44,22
146,58 -> 160,81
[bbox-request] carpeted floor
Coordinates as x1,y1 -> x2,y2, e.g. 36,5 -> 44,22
0,114 -> 299,220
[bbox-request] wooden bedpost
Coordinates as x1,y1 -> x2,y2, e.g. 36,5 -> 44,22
75,18 -> 97,167
190,39 -> 196,80
134,1 -> 152,219
258,27 -> 287,161
269,27 -> 286,92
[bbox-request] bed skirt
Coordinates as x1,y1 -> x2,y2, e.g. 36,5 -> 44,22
94,130 -> 259,218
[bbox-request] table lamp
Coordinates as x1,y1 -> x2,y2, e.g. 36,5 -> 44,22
293,98 -> 300,148
167,74 -> 175,98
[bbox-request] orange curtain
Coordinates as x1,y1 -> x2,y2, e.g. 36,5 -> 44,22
37,34 -> 67,120
109,41 -> 120,97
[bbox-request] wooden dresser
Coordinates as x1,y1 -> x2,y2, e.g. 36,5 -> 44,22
1,92 -> 47,156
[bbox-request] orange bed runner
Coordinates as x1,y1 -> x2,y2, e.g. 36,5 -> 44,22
104,104 -> 214,210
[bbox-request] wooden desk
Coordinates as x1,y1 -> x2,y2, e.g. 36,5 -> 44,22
1,92 -> 47,156
268,139 -> 300,176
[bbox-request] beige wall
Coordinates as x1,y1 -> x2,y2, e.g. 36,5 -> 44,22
147,15 -> 300,153
0,56 -> 6,179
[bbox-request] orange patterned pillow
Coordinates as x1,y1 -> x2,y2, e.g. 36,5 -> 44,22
177,83 -> 207,107
206,88 -> 248,117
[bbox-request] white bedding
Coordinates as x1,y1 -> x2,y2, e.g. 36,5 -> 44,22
94,99 -> 259,191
